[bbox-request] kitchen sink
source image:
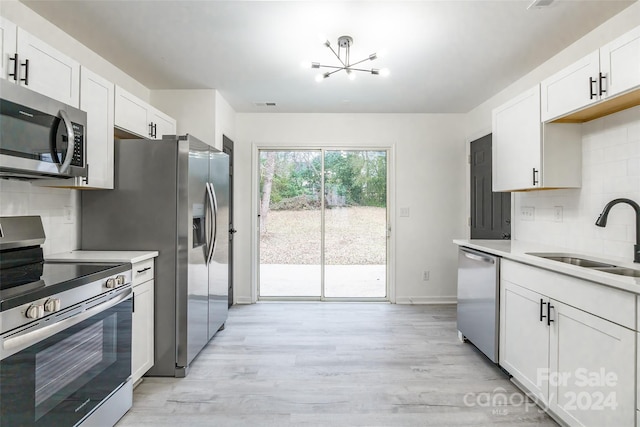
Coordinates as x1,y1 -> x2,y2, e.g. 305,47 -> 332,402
527,253 -> 615,268
528,252 -> 640,278
590,267 -> 640,277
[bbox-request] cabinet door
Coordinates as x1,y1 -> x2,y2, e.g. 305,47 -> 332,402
600,26 -> 640,98
115,86 -> 151,138
492,85 -> 541,191
16,28 -> 80,107
549,301 -> 635,427
149,108 -> 177,140
0,17 -> 17,82
79,67 -> 114,189
132,279 -> 155,384
500,280 -> 549,403
540,50 -> 600,122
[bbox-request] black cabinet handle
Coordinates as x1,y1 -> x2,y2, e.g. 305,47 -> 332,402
148,122 -> 154,137
598,72 -> 607,96
8,53 -> 18,81
589,77 -> 597,99
132,292 -> 135,313
539,299 -> 547,322
137,267 -> 151,274
20,59 -> 29,85
547,303 -> 554,326
532,168 -> 539,186
153,123 -> 157,138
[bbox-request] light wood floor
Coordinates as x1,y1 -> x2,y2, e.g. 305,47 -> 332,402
118,303 -> 558,426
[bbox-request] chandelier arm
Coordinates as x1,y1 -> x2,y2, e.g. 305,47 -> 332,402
348,67 -> 377,73
349,56 -> 375,68
316,64 -> 346,70
327,44 -> 347,67
325,68 -> 347,77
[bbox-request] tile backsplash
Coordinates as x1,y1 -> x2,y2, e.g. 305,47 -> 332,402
514,105 -> 640,261
0,180 -> 80,255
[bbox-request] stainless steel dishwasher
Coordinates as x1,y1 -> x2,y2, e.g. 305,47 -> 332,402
457,247 -> 500,363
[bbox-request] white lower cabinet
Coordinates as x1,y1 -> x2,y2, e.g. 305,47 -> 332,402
500,260 -> 636,427
131,259 -> 155,384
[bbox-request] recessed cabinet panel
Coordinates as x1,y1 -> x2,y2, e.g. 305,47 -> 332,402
492,85 -> 541,191
132,278 -> 154,384
549,301 -> 635,427
150,109 -> 177,140
16,28 -> 80,107
600,26 -> 640,99
541,51 -> 600,122
115,86 -> 150,138
0,17 -> 17,82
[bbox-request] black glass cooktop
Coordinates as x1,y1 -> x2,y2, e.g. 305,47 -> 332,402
0,262 -> 130,311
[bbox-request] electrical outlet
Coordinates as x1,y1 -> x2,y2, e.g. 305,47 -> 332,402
521,206 -> 535,221
422,270 -> 430,281
400,207 -> 410,217
554,206 -> 563,222
63,206 -> 73,224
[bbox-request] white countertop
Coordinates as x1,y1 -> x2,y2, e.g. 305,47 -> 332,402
47,250 -> 159,264
453,239 -> 640,294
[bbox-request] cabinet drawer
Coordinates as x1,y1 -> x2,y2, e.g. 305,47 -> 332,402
132,259 -> 154,287
502,259 -> 635,329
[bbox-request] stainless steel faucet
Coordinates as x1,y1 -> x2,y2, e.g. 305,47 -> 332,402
595,198 -> 640,263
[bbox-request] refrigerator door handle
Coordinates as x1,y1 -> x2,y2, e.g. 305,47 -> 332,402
206,182 -> 215,264
207,182 -> 219,265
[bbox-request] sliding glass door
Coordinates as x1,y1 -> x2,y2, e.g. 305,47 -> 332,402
258,149 -> 388,300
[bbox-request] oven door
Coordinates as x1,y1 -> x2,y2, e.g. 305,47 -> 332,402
0,79 -> 86,179
0,290 -> 132,426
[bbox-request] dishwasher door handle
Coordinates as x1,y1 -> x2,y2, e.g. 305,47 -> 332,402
462,250 -> 495,264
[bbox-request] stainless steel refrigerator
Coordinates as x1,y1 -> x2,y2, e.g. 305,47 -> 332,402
81,134 -> 229,377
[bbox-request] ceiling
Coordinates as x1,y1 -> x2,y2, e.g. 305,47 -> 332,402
23,0 -> 635,114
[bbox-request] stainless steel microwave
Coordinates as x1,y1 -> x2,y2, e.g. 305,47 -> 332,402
0,79 -> 87,179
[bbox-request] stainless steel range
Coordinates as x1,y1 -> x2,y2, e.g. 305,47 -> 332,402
0,216 -> 133,426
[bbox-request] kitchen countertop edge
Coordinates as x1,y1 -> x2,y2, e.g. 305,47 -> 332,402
47,250 -> 159,264
453,239 -> 640,294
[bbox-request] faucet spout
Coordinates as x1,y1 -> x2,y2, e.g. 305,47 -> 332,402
595,198 -> 640,263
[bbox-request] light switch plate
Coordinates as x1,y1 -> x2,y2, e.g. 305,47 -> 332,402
400,207 -> 410,217
554,206 -> 563,222
521,206 -> 535,221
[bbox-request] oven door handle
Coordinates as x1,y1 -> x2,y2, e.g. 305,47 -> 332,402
1,288 -> 132,361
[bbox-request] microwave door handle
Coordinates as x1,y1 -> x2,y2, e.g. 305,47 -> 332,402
206,183 -> 215,264
57,110 -> 75,173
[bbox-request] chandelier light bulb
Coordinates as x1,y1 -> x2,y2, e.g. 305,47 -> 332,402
315,74 -> 324,83
379,68 -> 390,77
347,70 -> 356,81
300,60 -> 312,69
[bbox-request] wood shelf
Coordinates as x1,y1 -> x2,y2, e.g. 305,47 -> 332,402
552,88 -> 640,123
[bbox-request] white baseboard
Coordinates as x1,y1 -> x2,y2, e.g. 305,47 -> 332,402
235,297 -> 254,305
395,296 -> 457,305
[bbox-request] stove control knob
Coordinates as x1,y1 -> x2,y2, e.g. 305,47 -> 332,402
106,278 -> 116,289
116,275 -> 126,285
26,304 -> 44,319
44,298 -> 61,313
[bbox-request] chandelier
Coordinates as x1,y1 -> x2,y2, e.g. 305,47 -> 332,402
307,35 -> 389,82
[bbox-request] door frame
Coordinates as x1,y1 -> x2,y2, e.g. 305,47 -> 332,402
222,135 -> 234,307
251,143 -> 396,303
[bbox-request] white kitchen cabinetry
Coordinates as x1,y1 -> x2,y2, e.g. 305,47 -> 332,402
15,28 -> 80,107
492,85 -> 581,192
0,17 -> 17,82
36,67 -> 115,189
500,260 -> 636,427
542,26 -> 640,123
132,258 -> 155,385
115,86 -> 176,140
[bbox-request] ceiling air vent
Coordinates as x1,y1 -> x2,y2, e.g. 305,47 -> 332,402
254,102 -> 277,107
527,0 -> 554,9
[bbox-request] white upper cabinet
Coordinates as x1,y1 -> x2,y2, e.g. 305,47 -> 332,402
79,67 -> 115,189
115,86 -> 176,140
493,85 -> 581,192
15,28 -> 80,107
541,26 -> 640,122
492,85 -> 542,191
0,17 -> 17,82
541,51 -> 600,122
600,26 -> 640,98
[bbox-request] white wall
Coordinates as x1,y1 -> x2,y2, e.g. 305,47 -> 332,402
215,92 -> 237,151
234,113 -> 467,304
513,106 -> 640,261
0,180 -> 80,255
